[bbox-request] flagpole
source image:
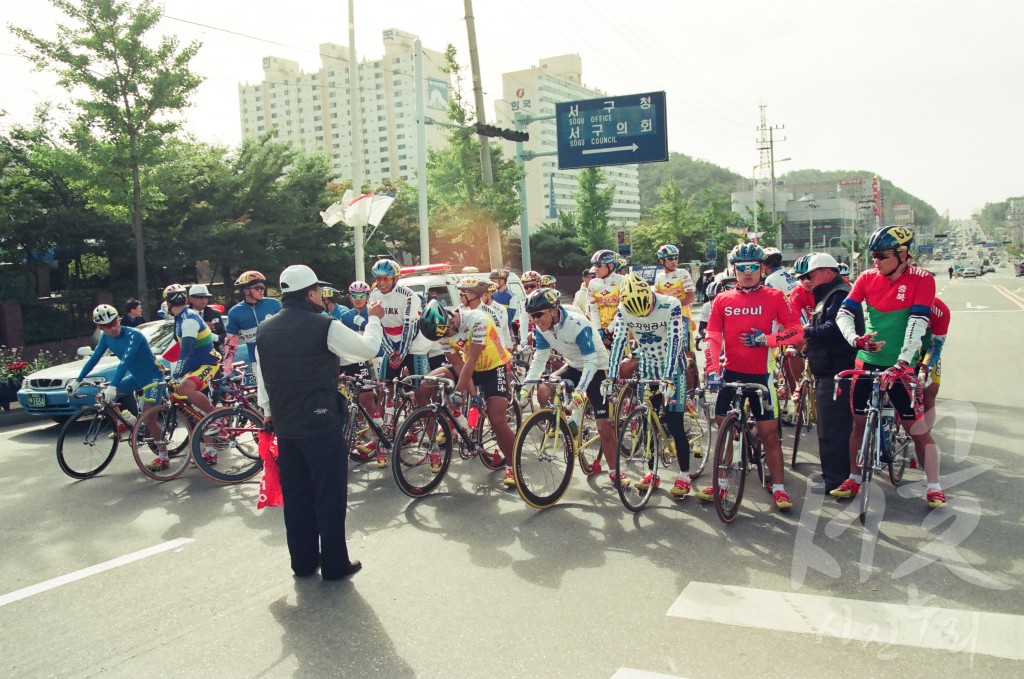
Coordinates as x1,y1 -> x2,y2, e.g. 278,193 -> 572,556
348,0 -> 365,281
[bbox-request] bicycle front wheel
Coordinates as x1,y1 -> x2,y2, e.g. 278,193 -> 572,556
617,408 -> 658,512
56,407 -> 119,479
791,386 -> 811,469
888,428 -> 911,485
512,410 -> 574,509
392,408 -> 452,498
712,413 -> 747,523
190,407 -> 264,483
131,404 -> 193,481
859,411 -> 879,525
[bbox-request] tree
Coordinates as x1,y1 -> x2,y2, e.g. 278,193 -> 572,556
12,0 -> 203,310
573,167 -> 616,253
529,215 -> 590,275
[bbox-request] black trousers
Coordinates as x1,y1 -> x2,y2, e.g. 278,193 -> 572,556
813,376 -> 853,493
276,429 -> 351,578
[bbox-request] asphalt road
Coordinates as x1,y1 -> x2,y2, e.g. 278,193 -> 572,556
1,262 -> 1022,678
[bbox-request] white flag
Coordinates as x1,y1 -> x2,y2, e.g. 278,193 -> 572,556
319,201 -> 346,227
367,194 -> 396,227
343,193 -> 374,226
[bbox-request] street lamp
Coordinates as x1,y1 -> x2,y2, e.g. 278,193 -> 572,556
799,195 -> 818,255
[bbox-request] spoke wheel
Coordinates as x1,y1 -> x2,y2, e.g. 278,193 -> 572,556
190,407 -> 264,483
859,411 -> 878,526
888,428 -> 911,485
575,399 -> 604,474
616,408 -> 658,512
712,413 -> 747,523
475,398 -> 522,470
392,408 -> 452,498
131,404 -> 194,481
512,410 -> 574,509
56,407 -> 119,479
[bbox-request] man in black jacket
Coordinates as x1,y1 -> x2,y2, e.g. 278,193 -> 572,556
188,285 -> 226,353
255,264 -> 383,581
801,253 -> 863,494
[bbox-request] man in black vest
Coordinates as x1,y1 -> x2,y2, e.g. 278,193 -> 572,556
801,253 -> 863,494
255,264 -> 384,581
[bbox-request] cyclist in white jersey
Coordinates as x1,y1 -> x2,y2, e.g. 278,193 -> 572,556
762,247 -> 798,296
482,281 -> 514,350
369,258 -> 429,379
520,288 -> 622,486
607,274 -> 693,496
587,249 -> 623,347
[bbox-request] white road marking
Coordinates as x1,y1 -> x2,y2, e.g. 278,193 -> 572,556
667,582 -> 1024,661
612,670 -> 686,679
0,538 -> 192,608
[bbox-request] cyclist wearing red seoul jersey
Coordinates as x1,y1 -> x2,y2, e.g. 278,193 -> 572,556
699,242 -> 804,511
834,225 -> 945,509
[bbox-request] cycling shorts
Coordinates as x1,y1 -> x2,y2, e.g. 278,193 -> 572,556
383,353 -> 429,381
714,370 -> 776,422
444,364 -> 512,402
119,375 -> 166,404
179,363 -> 220,392
549,365 -> 610,419
851,360 -> 922,420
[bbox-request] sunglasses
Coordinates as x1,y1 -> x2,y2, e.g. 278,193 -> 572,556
870,251 -> 894,261
98,320 -> 119,329
664,256 -> 678,261
528,310 -> 549,320
349,293 -> 367,299
734,262 -> 762,273
523,284 -> 539,291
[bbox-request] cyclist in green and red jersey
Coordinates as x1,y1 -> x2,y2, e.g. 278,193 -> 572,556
834,225 -> 946,509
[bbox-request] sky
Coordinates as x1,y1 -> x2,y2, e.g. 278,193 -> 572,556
2,0 -> 1022,220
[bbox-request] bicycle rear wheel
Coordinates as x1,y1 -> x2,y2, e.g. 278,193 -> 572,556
392,408 -> 452,498
888,428 -> 911,485
474,398 -> 522,470
131,404 -> 193,481
190,407 -> 264,483
616,408 -> 658,512
712,413 -> 747,523
512,410 -> 574,509
859,411 -> 879,525
56,407 -> 119,479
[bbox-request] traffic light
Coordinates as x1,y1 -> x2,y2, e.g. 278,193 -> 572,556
474,122 -> 530,143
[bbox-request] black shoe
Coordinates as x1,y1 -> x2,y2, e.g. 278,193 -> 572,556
322,560 -> 362,581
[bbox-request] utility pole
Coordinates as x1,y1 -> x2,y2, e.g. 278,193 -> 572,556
348,0 -> 365,281
414,39 -> 429,265
464,0 -> 503,269
755,105 -> 785,250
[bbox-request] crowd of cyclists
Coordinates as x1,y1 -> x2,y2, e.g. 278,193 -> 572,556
70,223 -> 949,514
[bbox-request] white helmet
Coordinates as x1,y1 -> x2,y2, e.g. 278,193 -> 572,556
92,304 -> 119,325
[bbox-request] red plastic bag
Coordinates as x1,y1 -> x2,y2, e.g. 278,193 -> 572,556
257,431 -> 283,509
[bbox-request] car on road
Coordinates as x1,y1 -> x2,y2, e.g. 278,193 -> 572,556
15,319 -> 247,421
962,267 -> 978,278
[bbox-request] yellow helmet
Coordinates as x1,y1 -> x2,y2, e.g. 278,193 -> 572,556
619,274 -> 653,317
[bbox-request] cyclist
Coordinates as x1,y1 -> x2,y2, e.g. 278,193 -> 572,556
654,243 -> 698,389
833,225 -> 946,509
223,271 -> 282,370
614,254 -> 630,275
481,281 -> 514,351
370,258 -> 429,380
188,284 -> 225,353
488,268 -> 520,327
697,242 -> 804,511
520,287 -> 621,485
417,299 -> 514,484
587,249 -> 623,348
762,247 -> 798,296
784,254 -> 816,405
607,274 -> 693,496
698,270 -> 736,340
514,270 -> 543,348
321,286 -> 349,321
336,281 -> 384,463
573,267 -> 595,313
340,281 -> 372,332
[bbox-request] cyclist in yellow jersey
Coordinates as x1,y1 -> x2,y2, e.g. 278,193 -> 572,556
587,249 -> 624,346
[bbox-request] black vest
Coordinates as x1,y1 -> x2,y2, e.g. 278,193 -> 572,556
807,278 -> 862,378
256,299 -> 342,439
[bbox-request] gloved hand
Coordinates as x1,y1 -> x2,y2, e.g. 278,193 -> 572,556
388,351 -> 403,370
881,361 -> 914,390
785,346 -> 800,358
854,333 -> 882,352
570,389 -> 586,410
101,385 -> 118,403
599,379 -> 613,398
517,388 -> 531,404
706,372 -> 723,391
449,390 -> 466,410
66,379 -> 81,395
920,368 -> 934,389
739,327 -> 768,348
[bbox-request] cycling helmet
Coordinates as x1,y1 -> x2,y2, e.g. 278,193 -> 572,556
837,263 -> 850,276
456,276 -> 490,293
868,225 -> 914,252
92,304 -> 119,325
489,268 -> 510,280
418,300 -> 452,340
590,249 -> 617,266
539,274 -> 557,287
705,281 -> 722,300
619,274 -> 654,317
487,282 -> 498,293
762,246 -> 783,265
728,242 -> 765,264
793,254 -> 813,278
234,270 -> 266,287
715,267 -> 737,283
371,258 -> 401,278
321,286 -> 339,301
614,255 -> 629,274
524,287 -> 561,314
163,283 -> 188,306
348,280 -> 371,294
520,270 -> 542,285
656,244 -> 679,260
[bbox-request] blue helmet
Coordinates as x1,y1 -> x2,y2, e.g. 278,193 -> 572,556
728,242 -> 765,264
868,225 -> 914,253
656,244 -> 679,260
590,249 -> 617,266
706,281 -> 722,300
371,258 -> 401,277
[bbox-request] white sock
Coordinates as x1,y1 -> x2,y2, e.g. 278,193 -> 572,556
926,483 -> 942,491
772,484 -> 786,494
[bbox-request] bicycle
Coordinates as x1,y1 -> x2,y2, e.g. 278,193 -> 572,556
130,375 -> 213,481
834,369 -> 915,525
510,378 -> 607,509
709,382 -> 774,523
188,371 -> 265,484
615,377 -> 713,468
55,378 -> 142,479
391,375 -> 522,498
341,374 -> 417,465
790,356 -> 817,469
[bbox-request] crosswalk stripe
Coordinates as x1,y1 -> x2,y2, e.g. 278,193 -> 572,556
666,582 -> 1024,661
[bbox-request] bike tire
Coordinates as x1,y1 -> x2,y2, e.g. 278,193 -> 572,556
859,411 -> 878,525
474,398 -> 522,470
190,407 -> 264,483
575,399 -> 604,474
131,404 -> 194,481
56,407 -> 119,479
712,413 -> 747,523
392,407 -> 452,498
888,428 -> 910,485
616,408 -> 658,512
512,410 -> 575,509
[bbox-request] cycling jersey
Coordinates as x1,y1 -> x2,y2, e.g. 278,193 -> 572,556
526,305 -> 609,393
655,268 -> 695,318
76,326 -> 161,391
328,304 -> 348,322
588,272 -> 624,331
172,307 -> 218,378
704,285 -> 803,375
491,286 -> 521,325
764,267 -> 799,297
370,284 -> 421,358
480,301 -> 514,350
789,284 -> 815,325
609,293 -> 685,382
225,297 -> 282,363
340,306 -> 369,333
443,308 -> 511,372
838,265 -> 935,366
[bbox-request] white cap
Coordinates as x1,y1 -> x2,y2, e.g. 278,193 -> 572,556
806,252 -> 841,273
280,264 -> 331,292
188,284 -> 210,297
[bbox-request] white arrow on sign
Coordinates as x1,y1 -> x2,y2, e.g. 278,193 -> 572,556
966,301 -> 989,310
582,143 -> 640,155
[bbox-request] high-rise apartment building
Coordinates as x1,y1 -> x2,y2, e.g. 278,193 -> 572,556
238,29 -> 450,186
495,55 -> 641,238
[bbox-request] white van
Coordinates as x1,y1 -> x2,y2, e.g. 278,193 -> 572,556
397,264 -> 527,321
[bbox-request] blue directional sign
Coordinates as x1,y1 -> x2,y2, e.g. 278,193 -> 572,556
555,91 -> 668,170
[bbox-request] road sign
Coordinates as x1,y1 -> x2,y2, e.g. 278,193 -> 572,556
555,91 -> 668,170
